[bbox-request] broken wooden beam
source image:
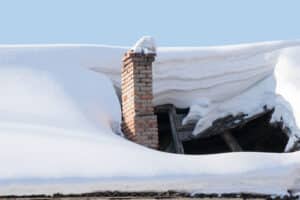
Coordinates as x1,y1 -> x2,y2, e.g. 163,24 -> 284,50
168,106 -> 185,154
221,131 -> 242,152
180,108 -> 275,142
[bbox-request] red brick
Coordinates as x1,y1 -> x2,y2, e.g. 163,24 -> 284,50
121,51 -> 158,149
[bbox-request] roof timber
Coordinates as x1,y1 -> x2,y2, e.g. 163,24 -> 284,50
179,107 -> 276,142
155,104 -> 296,153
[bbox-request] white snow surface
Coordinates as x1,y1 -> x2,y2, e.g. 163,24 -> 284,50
1,40 -> 300,195
131,36 -> 156,54
94,40 -> 300,150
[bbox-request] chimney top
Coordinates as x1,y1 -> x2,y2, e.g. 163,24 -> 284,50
130,36 -> 156,55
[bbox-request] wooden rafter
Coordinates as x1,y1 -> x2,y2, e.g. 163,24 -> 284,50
221,131 -> 242,152
168,105 -> 185,154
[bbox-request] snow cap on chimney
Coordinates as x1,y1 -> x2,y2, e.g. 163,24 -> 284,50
131,36 -> 156,54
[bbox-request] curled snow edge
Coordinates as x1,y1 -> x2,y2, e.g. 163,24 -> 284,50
98,37 -> 300,152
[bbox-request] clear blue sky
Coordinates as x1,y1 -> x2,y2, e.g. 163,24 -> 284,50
0,0 -> 300,46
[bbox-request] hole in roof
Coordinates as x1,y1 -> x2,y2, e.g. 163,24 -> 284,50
155,105 -> 288,154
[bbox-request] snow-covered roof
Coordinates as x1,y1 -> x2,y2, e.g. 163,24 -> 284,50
91,39 -> 300,151
1,38 -> 300,196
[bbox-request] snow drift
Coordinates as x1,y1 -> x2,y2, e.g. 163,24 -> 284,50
0,40 -> 300,195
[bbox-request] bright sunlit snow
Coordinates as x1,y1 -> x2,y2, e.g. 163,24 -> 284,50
0,40 -> 300,195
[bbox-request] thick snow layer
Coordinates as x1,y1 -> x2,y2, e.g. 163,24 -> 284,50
1,134 -> 300,195
92,40 -> 300,146
1,41 -> 300,195
0,45 -> 123,136
275,48 -> 300,150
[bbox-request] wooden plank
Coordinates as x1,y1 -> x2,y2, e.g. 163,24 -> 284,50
183,109 -> 275,141
168,106 -> 185,154
221,131 -> 242,152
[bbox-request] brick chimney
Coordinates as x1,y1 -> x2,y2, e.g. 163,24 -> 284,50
121,49 -> 158,149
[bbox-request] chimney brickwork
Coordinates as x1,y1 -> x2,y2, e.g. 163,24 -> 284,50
121,51 -> 158,149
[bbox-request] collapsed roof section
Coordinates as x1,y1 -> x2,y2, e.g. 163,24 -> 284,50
1,39 -> 300,195
93,37 -> 300,152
